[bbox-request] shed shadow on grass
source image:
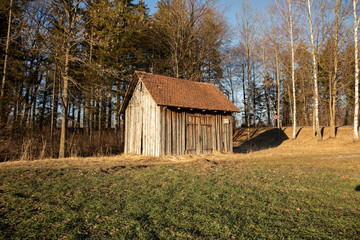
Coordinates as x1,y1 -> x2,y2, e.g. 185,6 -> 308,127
356,185 -> 360,191
233,128 -> 289,153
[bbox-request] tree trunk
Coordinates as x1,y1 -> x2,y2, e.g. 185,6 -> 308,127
242,64 -> 247,127
289,0 -> 297,140
329,0 -> 340,139
353,0 -> 359,141
275,50 -> 281,129
1,0 -> 13,100
50,67 -> 58,141
306,0 -> 321,140
59,46 -> 70,158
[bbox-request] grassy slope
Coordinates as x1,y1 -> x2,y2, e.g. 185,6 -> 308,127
1,127 -> 360,239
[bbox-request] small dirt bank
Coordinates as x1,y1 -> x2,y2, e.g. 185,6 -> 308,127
1,126 -> 360,169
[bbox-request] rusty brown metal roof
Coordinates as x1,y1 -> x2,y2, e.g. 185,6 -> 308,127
120,71 -> 240,114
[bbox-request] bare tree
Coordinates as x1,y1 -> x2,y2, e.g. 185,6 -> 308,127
237,0 -> 259,139
323,0 -> 351,138
289,0 -> 297,140
305,0 -> 321,140
47,0 -> 85,158
353,0 -> 359,141
276,0 -> 302,139
263,3 -> 283,129
0,0 -> 13,125
1,0 -> 12,100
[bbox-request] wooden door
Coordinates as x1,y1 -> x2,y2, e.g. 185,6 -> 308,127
186,115 -> 198,154
200,116 -> 213,154
221,117 -> 231,152
186,114 -> 213,154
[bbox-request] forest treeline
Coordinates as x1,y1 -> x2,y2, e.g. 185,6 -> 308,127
0,0 -> 359,160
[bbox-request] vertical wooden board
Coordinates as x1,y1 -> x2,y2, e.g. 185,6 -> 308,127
144,95 -> 147,155
207,116 -> 211,152
201,116 -> 204,154
209,116 -> 213,152
195,115 -> 200,155
186,115 -> 190,153
214,116 -> 217,151
152,103 -> 159,156
180,112 -> 183,154
127,103 -> 131,153
129,105 -> 133,153
173,112 -> 179,155
171,111 -> 176,155
139,97 -> 143,154
149,97 -> 153,155
229,117 -> 233,153
188,115 -> 191,154
135,101 -> 140,154
165,108 -> 168,155
166,109 -> 171,155
178,112 -> 182,155
201,117 -> 206,153
181,112 -> 186,154
219,115 -> 224,152
124,108 -> 128,153
161,107 -> 165,156
223,116 -> 228,152
188,115 -> 191,151
215,115 -> 219,151
145,94 -> 149,155
133,95 -> 137,153
178,112 -> 181,155
146,96 -> 149,155
155,106 -> 160,156
133,103 -> 136,154
185,114 -> 194,153
176,112 -> 179,155
132,105 -> 136,153
227,118 -> 230,152
211,115 -> 216,152
141,96 -> 145,155
128,106 -> 131,153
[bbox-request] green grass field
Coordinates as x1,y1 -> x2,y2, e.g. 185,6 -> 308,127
1,153 -> 360,239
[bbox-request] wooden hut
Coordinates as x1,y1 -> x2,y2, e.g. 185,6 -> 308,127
120,71 -> 240,156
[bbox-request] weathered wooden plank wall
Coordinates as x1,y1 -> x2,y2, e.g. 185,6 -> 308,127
159,107 -> 233,156
125,80 -> 234,156
125,81 -> 160,156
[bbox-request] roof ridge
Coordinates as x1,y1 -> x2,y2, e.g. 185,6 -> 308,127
137,71 -> 216,86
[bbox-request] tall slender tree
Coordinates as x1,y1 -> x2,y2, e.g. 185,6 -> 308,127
305,0 -> 321,140
237,0 -> 259,139
353,0 -> 359,141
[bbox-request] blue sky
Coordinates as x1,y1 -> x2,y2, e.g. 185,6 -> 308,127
141,0 -> 268,27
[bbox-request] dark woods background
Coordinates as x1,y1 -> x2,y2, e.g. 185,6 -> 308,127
0,0 -> 358,160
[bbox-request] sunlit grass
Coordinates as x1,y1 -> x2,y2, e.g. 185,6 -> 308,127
1,154 -> 360,239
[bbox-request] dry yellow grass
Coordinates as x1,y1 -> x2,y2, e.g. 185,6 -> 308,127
1,126 -> 360,170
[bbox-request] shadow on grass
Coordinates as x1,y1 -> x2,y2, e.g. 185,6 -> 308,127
234,128 -> 289,154
356,185 -> 360,191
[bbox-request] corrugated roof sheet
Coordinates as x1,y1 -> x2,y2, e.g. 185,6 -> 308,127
120,71 -> 240,114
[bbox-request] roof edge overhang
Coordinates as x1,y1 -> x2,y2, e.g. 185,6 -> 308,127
119,73 -> 140,115
158,104 -> 240,113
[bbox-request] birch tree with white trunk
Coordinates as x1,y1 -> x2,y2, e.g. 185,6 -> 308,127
276,0 -> 299,140
353,0 -> 359,141
305,0 -> 321,140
